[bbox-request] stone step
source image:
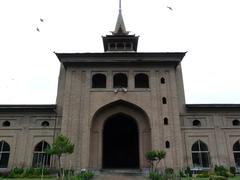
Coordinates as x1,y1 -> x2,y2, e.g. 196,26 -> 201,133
94,169 -> 147,180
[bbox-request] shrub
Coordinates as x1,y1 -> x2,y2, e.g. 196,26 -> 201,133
214,165 -> 228,177
178,170 -> 186,177
209,175 -> 227,180
24,167 -> 34,176
225,171 -> 234,177
149,171 -> 162,180
165,167 -> 174,175
185,166 -> 192,177
9,167 -> 24,177
71,170 -> 94,180
229,166 -> 236,176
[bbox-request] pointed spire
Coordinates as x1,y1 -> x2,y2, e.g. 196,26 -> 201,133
113,0 -> 128,35
102,0 -> 139,52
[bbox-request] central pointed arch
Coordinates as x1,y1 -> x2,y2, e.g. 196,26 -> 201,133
89,100 -> 151,169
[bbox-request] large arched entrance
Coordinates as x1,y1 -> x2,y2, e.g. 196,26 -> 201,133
103,113 -> 139,169
89,100 -> 151,169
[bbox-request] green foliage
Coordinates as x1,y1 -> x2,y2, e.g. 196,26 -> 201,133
215,165 -> 228,177
145,149 -> 166,173
196,172 -> 209,178
165,167 -> 174,175
230,167 -> 236,176
45,134 -> 74,178
209,175 -> 228,180
178,170 -> 186,177
7,167 -> 49,178
71,171 -> 94,180
149,171 -> 162,180
45,134 -> 74,157
185,166 -> 192,177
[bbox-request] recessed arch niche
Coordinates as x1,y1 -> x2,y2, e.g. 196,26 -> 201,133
89,100 -> 151,169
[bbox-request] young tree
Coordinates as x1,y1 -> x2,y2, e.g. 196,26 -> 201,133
145,150 -> 166,172
46,134 -> 74,178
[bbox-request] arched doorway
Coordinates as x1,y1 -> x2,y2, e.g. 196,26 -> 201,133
103,113 -> 139,169
89,100 -> 151,169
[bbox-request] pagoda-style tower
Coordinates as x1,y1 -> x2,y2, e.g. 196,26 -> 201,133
102,0 -> 139,52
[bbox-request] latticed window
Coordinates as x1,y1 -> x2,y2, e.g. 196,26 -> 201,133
92,73 -> 106,88
32,141 -> 51,167
135,73 -> 149,88
192,140 -> 210,168
0,140 -> 10,168
233,119 -> 240,126
113,73 -> 128,88
233,140 -> 240,167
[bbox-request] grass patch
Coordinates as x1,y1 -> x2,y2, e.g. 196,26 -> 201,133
182,176 -> 240,180
0,178 -> 55,180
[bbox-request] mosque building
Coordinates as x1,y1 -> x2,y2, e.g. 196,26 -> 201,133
1,1 -> 240,172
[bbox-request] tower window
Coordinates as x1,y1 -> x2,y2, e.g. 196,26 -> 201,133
113,73 -> 128,88
117,43 -> 124,50
162,97 -> 167,104
161,77 -> 165,84
165,141 -> 170,148
2,121 -> 10,127
233,119 -> 240,126
41,121 -> 50,127
92,73 -> 106,88
135,73 -> 149,88
164,117 -> 168,125
193,120 -> 201,127
126,43 -> 132,50
110,43 -> 115,50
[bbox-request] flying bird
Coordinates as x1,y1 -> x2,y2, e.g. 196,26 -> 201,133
36,27 -> 40,32
40,18 -> 44,22
167,6 -> 173,11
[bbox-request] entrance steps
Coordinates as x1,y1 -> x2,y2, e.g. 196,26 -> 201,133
94,169 -> 147,180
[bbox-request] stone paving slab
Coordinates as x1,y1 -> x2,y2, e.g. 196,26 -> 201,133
94,174 -> 147,180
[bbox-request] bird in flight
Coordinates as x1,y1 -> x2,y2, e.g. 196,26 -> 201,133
40,18 -> 44,22
167,6 -> 173,11
36,27 -> 40,32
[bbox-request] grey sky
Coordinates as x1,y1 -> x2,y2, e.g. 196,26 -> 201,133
0,0 -> 240,104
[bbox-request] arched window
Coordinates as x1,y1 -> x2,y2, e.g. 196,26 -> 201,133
193,120 -> 201,127
2,121 -> 10,127
233,119 -> 240,126
191,140 -> 210,168
41,121 -> 49,127
110,43 -> 115,50
165,141 -> 170,148
233,140 -> 240,167
92,73 -> 106,88
164,117 -> 168,125
0,140 -> 10,168
162,97 -> 167,104
161,77 -> 165,84
113,73 -> 128,88
32,141 -> 51,167
135,73 -> 149,88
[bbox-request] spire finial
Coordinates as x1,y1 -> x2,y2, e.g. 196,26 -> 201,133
119,0 -> 122,12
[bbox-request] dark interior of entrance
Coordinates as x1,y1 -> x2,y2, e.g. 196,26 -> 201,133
103,113 -> 139,169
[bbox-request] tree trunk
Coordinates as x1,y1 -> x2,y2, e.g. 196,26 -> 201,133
58,155 -> 62,179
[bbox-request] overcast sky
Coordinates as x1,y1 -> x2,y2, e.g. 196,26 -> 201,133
0,0 -> 240,104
